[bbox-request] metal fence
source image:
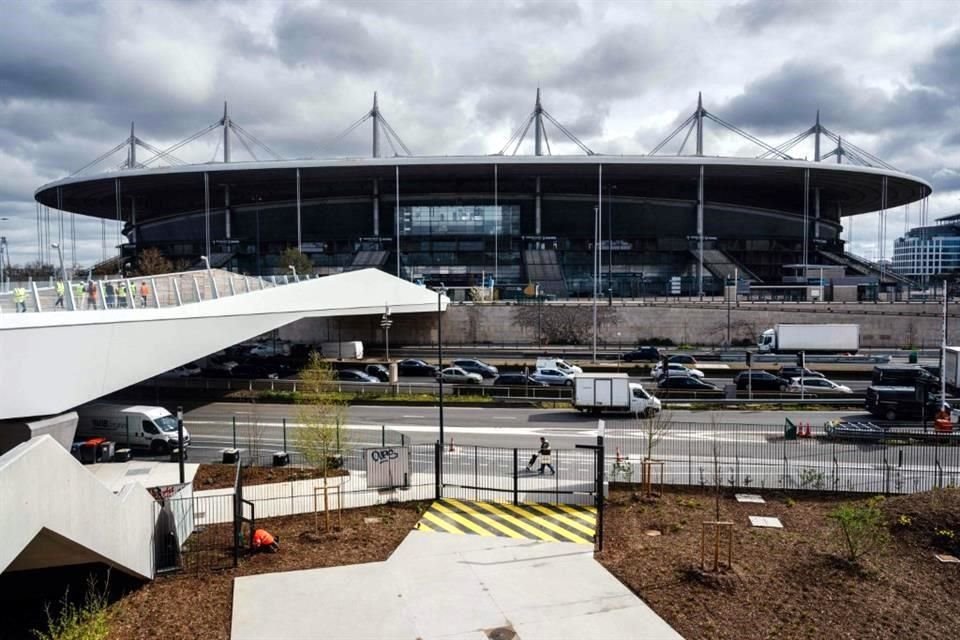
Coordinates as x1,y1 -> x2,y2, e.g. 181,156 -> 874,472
439,444 -> 599,506
605,421 -> 960,495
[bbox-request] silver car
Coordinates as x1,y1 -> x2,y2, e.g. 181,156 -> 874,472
530,368 -> 574,386
437,366 -> 483,384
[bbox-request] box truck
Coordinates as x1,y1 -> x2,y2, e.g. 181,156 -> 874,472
320,341 -> 364,360
76,404 -> 190,454
757,324 -> 859,354
573,373 -> 661,416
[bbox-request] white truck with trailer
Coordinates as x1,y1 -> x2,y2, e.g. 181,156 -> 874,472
76,404 -> 190,455
573,373 -> 661,416
757,324 -> 859,354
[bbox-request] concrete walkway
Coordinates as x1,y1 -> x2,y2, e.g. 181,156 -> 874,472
231,530 -> 682,639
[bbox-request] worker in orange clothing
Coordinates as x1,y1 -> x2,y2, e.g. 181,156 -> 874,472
252,528 -> 280,553
934,408 -> 953,434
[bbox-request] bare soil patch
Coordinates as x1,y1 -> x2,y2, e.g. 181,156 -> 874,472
192,463 -> 347,490
598,486 -> 960,640
107,502 -> 425,640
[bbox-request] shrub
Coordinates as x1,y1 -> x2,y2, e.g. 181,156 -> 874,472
32,573 -> 110,640
828,496 -> 889,562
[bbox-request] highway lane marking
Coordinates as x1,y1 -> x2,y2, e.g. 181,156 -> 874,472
401,415 -> 425,418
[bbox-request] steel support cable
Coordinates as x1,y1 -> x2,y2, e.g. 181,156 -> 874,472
541,110 -> 594,154
704,112 -> 792,159
71,140 -> 130,176
140,121 -> 222,167
234,130 -> 259,161
230,122 -> 282,160
381,120 -> 399,157
497,110 -> 536,155
676,118 -> 697,155
757,129 -> 812,159
542,121 -> 553,155
135,139 -> 187,165
333,112 -> 373,142
818,127 -> 895,169
649,112 -> 697,155
210,136 -> 222,163
378,117 -> 412,156
511,117 -> 535,155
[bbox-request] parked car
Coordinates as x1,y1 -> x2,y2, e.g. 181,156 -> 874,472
651,362 -> 704,380
667,354 -> 698,365
530,368 -> 574,386
249,342 -> 292,358
398,359 -> 438,377
335,369 -> 380,383
622,347 -> 661,362
452,359 -> 499,379
160,362 -> 201,378
866,386 -> 947,421
230,363 -> 280,380
207,356 -> 238,372
364,364 -> 390,382
733,371 -> 784,391
492,374 -> 549,387
657,376 -> 719,391
785,376 -> 852,394
437,366 -> 483,384
777,366 -> 825,382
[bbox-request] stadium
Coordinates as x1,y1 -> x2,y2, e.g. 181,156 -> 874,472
33,93 -> 932,298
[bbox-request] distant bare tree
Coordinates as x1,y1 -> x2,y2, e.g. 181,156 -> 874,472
135,248 -> 173,276
514,305 -> 615,345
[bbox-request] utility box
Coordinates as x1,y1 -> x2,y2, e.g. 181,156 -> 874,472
784,418 -> 798,441
222,448 -> 240,464
272,451 -> 290,467
389,362 -> 399,384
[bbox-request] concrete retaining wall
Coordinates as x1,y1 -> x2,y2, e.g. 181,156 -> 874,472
280,302 -> 953,349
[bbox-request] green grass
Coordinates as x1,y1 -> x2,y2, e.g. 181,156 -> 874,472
256,390 -> 496,404
32,574 -> 110,640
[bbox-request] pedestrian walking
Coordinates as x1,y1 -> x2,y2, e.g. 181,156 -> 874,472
74,282 -> 85,309
117,281 -> 128,308
86,280 -> 98,309
251,528 -> 280,553
537,436 -> 555,475
105,281 -> 116,308
54,280 -> 65,308
13,286 -> 27,312
139,281 -> 150,307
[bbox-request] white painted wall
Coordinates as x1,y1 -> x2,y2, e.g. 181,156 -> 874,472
0,436 -> 156,579
0,269 -> 447,420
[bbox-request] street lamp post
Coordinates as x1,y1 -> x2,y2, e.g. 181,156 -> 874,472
51,242 -> 74,310
0,217 -> 8,293
608,185 -> 615,305
436,283 -> 447,447
288,265 -> 298,282
381,305 -> 393,362
593,205 -> 599,362
726,273 -> 731,347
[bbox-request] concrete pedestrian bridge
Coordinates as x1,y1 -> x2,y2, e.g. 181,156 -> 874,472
0,268 -> 447,421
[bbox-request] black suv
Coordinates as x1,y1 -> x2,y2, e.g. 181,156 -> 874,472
493,374 -> 548,387
872,365 -> 939,387
866,386 -> 946,421
658,376 -> 719,391
623,347 -> 661,362
777,366 -> 825,383
733,371 -> 784,391
397,359 -> 438,377
452,359 -> 499,379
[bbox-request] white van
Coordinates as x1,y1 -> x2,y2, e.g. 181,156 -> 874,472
320,341 -> 364,360
76,404 -> 190,454
535,358 -> 583,375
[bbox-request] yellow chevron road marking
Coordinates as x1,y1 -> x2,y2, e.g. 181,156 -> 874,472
421,510 -> 464,535
432,501 -> 495,537
471,501 -> 557,542
553,502 -> 599,525
527,503 -> 595,537
442,499 -> 527,540
497,503 -> 592,544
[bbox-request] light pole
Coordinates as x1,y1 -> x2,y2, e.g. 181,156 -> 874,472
381,304 -> 393,362
288,264 -> 298,282
51,242 -> 74,310
593,205 -> 599,362
726,273 -> 731,347
201,254 -> 217,298
0,216 -> 8,293
608,184 -> 615,305
436,283 -> 447,447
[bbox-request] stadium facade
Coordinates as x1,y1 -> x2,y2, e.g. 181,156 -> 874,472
34,95 -> 932,297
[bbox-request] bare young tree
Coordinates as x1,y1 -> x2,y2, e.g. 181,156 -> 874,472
135,247 -> 173,276
638,409 -> 672,497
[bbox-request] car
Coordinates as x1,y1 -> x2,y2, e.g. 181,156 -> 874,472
785,376 -> 852,394
160,362 -> 201,377
207,356 -> 238,372
492,373 -> 549,387
437,366 -> 483,384
776,366 -> 824,382
651,362 -> 704,380
364,364 -> 390,382
622,347 -> 661,362
667,354 -> 698,365
452,359 -> 499,379
530,368 -> 574,386
657,376 -> 720,391
230,364 -> 280,380
733,371 -> 784,391
397,359 -> 438,377
249,342 -> 291,358
335,369 -> 380,383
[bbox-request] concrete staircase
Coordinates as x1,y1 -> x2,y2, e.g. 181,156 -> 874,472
523,249 -> 568,296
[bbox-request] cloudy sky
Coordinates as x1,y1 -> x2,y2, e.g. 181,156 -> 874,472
1,0 -> 958,266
